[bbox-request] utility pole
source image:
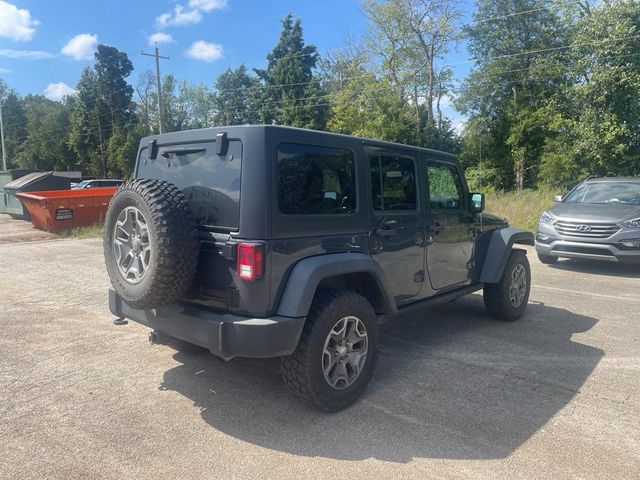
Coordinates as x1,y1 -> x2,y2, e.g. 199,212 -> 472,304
0,98 -> 6,171
142,44 -> 170,134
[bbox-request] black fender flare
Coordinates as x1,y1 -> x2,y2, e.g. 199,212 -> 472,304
478,227 -> 534,284
276,253 -> 397,318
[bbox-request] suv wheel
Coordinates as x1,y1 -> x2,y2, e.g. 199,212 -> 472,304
104,179 -> 199,310
483,250 -> 531,322
537,252 -> 558,265
280,290 -> 378,412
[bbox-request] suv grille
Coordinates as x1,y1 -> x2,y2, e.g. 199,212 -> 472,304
553,221 -> 620,238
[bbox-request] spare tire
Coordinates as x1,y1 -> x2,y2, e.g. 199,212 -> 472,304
104,179 -> 199,310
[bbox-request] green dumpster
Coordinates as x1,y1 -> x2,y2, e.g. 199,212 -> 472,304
3,172 -> 71,219
0,169 -> 38,214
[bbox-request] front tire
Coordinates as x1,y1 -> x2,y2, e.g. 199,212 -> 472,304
484,250 -> 531,322
280,290 -> 378,412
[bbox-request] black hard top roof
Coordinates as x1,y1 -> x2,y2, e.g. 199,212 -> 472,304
142,124 -> 458,162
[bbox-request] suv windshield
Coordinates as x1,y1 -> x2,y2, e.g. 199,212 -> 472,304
564,182 -> 640,205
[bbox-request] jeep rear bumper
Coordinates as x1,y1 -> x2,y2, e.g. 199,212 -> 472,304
109,290 -> 305,360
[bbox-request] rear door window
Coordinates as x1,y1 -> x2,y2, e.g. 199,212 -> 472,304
137,140 -> 242,229
277,143 -> 356,215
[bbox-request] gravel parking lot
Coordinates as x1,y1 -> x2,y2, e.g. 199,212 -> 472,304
1,218 -> 638,480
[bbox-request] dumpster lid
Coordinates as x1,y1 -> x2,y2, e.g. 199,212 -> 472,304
4,171 -> 53,190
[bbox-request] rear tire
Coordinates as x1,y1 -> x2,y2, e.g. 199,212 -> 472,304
484,250 -> 531,322
537,252 -> 558,265
280,290 -> 378,412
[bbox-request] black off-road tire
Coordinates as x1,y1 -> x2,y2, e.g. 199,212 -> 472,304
280,290 -> 378,412
484,249 -> 531,322
104,179 -> 199,310
537,252 -> 558,265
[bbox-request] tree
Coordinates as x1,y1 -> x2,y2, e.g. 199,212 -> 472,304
540,0 -> 640,187
457,0 -> 570,191
327,70 -> 417,144
362,0 -> 462,140
14,95 -> 76,171
212,65 -> 259,126
255,14 -> 327,129
0,81 -> 27,169
69,45 -> 138,177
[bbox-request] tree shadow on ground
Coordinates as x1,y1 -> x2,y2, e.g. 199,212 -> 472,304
159,295 -> 601,463
549,258 -> 640,279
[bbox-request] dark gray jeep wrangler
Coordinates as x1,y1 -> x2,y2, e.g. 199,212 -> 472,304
105,125 -> 534,411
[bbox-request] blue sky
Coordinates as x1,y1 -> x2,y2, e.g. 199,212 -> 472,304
0,0 -> 473,126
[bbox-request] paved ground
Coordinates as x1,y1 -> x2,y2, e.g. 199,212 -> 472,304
1,225 -> 638,479
0,214 -> 55,244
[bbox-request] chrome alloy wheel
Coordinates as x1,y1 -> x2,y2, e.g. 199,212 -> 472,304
113,206 -> 151,284
322,316 -> 368,389
509,264 -> 527,307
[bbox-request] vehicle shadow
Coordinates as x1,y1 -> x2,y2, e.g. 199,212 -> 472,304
549,258 -> 640,279
159,295 -> 601,463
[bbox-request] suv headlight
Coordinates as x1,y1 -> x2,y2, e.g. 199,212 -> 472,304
622,217 -> 640,229
539,211 -> 554,224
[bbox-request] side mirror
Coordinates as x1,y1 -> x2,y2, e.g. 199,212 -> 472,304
469,192 -> 485,213
554,194 -> 563,202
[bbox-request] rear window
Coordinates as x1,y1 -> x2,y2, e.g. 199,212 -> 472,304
137,140 -> 242,229
277,143 -> 356,215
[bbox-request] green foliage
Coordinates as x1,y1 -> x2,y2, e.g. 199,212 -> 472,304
254,14 -> 327,129
14,95 -> 76,171
68,45 -> 136,178
457,0 -> 570,190
539,0 -> 640,188
327,72 -> 416,143
212,65 -> 259,125
0,80 -> 27,169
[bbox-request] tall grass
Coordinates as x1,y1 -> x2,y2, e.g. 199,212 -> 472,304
485,189 -> 556,231
57,224 -> 104,239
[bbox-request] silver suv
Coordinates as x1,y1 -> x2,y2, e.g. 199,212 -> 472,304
536,177 -> 640,264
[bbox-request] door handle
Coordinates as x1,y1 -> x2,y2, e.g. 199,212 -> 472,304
376,221 -> 398,237
430,222 -> 444,235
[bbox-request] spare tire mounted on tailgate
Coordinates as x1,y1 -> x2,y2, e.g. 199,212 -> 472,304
104,178 -> 199,309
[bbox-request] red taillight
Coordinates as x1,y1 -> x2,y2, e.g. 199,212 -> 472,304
237,243 -> 264,280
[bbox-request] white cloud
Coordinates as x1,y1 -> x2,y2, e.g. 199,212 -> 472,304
148,32 -> 174,46
0,48 -> 53,59
186,40 -> 223,62
453,121 -> 466,135
156,5 -> 202,28
439,94 -> 452,109
43,82 -> 76,101
0,1 -> 39,41
61,33 -> 98,60
0,67 -> 10,73
188,0 -> 227,12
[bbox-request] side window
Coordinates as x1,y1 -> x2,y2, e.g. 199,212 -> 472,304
277,143 -> 356,215
427,163 -> 464,210
370,154 -> 417,211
